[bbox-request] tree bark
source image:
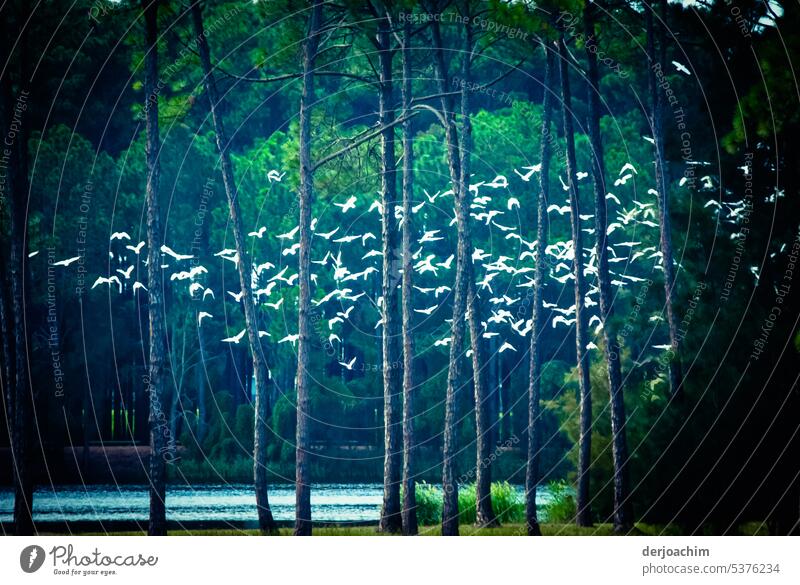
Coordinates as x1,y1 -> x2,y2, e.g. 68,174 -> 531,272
399,19 -> 418,537
1,27 -> 34,535
647,0 -> 682,397
294,0 -> 322,536
557,35 -> 593,528
525,43 -> 555,537
196,327 -> 207,445
142,0 -> 168,537
459,16 -> 497,528
0,256 -> 12,449
584,0 -> 633,532
190,1 -> 277,534
376,15 -> 403,534
431,15 -> 465,537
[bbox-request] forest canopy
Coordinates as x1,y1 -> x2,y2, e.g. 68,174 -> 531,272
1,0 -> 798,537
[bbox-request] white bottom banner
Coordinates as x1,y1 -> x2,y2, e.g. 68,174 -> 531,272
1,536 -> 797,584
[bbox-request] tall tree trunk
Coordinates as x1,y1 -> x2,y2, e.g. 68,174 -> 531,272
431,15 -> 465,537
584,0 -> 633,532
0,258 -> 12,448
647,0 -> 682,397
558,35 -> 593,527
2,28 -> 34,535
196,328 -> 207,445
458,16 -> 497,528
294,0 -> 322,536
399,19 -> 418,536
525,43 -> 555,537
190,1 -> 277,534
142,0 -> 168,536
376,15 -> 403,534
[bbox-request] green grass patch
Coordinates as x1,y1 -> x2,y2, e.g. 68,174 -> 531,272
69,521 -> 768,537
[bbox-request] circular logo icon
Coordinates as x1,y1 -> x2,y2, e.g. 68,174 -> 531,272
20,545 -> 46,573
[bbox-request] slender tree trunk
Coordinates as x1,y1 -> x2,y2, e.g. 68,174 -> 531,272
196,328 -> 207,445
399,20 -> 418,537
190,1 -> 277,534
558,35 -> 593,527
142,0 -> 168,537
584,0 -> 633,532
2,34 -> 34,536
295,0 -> 322,536
376,16 -> 403,534
0,252 -> 14,456
525,43 -> 555,537
647,0 -> 682,397
458,18 -> 496,528
431,15 -> 465,537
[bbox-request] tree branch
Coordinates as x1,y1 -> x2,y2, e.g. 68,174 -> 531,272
312,112 -> 420,172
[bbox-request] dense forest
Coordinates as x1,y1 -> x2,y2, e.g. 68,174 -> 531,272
1,0 -> 799,536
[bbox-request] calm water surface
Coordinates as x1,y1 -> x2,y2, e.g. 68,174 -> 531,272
0,483 -> 550,523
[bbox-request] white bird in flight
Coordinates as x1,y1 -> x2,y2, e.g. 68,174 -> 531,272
317,227 -> 339,240
161,245 -> 193,261
672,60 -> 691,75
126,241 -> 146,255
334,196 -> 357,213
513,164 -> 540,182
92,275 -> 122,293
277,226 -> 300,240
267,169 -> 286,182
116,265 -> 135,279
53,256 -> 81,267
222,329 -> 246,344
339,356 -> 357,370
499,341 -> 516,353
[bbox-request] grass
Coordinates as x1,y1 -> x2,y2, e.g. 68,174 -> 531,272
70,521 -> 769,537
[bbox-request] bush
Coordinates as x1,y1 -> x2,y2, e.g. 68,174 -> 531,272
409,481 -> 525,525
414,481 -> 443,525
491,481 -> 525,523
541,480 -> 576,523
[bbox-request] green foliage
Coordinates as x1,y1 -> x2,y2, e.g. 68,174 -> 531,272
541,480 -> 577,523
410,481 -> 525,526
413,482 -> 444,526
10,0 -> 799,531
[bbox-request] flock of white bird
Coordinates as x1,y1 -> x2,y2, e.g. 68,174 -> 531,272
42,153 -> 755,371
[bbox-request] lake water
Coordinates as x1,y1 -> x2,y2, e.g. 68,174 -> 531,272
0,483 -> 546,524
